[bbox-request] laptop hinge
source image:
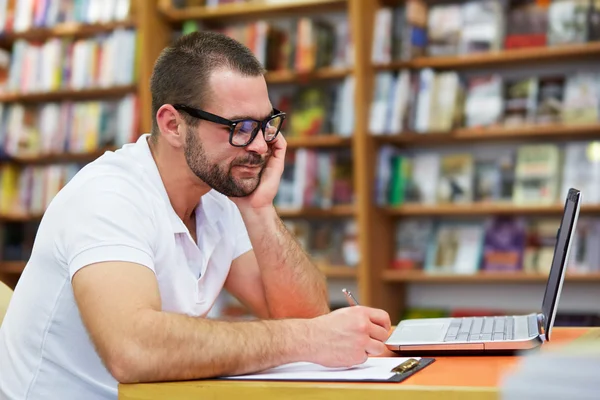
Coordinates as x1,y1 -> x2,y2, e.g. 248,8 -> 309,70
537,313 -> 547,341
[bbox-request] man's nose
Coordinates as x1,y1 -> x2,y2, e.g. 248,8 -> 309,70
245,129 -> 269,154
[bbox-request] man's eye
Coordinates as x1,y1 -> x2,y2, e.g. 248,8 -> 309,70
239,121 -> 255,133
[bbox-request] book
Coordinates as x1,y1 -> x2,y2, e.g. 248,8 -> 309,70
547,0 -> 590,46
523,218 -> 560,274
562,72 -> 600,125
436,154 -> 474,204
503,77 -> 539,127
481,216 -> 527,272
504,0 -> 549,49
426,221 -> 485,274
459,0 -> 505,54
393,219 -> 434,270
535,76 -> 565,124
427,4 -> 462,56
512,144 -> 561,205
464,75 -> 504,128
561,141 -> 600,205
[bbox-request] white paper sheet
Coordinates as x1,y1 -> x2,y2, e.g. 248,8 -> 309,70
222,357 -> 421,381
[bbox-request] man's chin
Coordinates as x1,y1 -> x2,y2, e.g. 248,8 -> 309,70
224,188 -> 257,198
219,179 -> 259,198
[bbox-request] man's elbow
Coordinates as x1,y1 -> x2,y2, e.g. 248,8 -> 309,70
104,344 -> 149,384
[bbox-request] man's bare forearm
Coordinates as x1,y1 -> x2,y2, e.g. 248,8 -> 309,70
239,206 -> 330,318
114,311 -> 311,383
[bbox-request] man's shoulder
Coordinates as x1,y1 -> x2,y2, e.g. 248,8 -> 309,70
68,144 -> 151,195
66,163 -> 146,199
50,150 -> 159,217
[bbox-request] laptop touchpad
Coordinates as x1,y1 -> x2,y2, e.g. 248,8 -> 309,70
396,322 -> 447,343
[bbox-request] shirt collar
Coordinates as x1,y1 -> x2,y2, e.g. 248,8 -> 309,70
133,134 -> 225,234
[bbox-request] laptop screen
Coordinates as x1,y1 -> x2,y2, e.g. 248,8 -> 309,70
540,188 -> 580,340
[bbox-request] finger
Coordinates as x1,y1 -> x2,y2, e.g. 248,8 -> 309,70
263,135 -> 286,177
359,351 -> 368,365
270,132 -> 287,160
368,309 -> 392,331
365,338 -> 388,356
369,323 -> 391,343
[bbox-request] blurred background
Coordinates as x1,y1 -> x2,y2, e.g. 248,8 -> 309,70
0,0 -> 599,325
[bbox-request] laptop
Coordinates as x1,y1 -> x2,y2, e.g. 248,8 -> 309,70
385,188 -> 581,356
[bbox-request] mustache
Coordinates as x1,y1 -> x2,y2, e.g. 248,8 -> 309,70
232,150 -> 271,167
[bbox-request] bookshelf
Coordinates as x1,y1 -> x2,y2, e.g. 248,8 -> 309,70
0,213 -> 42,223
374,41 -> 600,70
0,85 -> 137,103
0,20 -> 136,48
276,205 -> 355,218
265,67 -> 353,84
286,136 -> 352,148
0,261 -> 26,275
319,264 -> 358,279
0,0 -> 156,288
2,0 -> 600,325
382,270 -> 600,284
4,147 -> 116,165
366,0 -> 600,322
385,203 -> 600,217
375,123 -> 600,146
145,0 -> 367,312
159,0 -> 347,21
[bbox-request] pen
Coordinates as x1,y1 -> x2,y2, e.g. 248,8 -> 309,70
342,288 -> 359,306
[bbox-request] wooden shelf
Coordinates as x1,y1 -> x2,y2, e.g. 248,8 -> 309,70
382,270 -> 600,283
0,213 -> 43,222
0,85 -> 137,103
413,42 -> 600,69
5,147 -> 115,165
374,123 -> 600,147
0,261 -> 27,274
384,203 -> 600,217
5,204 -> 355,223
266,67 -> 352,84
373,42 -> 600,70
373,60 -> 413,71
0,20 -> 136,47
318,264 -> 358,278
277,205 -> 354,218
286,135 -> 352,148
161,0 -> 347,22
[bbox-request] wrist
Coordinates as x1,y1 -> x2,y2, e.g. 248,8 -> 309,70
289,318 -> 321,363
260,318 -> 317,364
237,204 -> 278,222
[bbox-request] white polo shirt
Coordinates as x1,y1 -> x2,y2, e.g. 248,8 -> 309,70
0,134 -> 252,400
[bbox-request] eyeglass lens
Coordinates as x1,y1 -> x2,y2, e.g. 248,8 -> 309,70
231,115 -> 284,146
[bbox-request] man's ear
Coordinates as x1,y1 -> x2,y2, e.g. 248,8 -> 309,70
156,104 -> 185,149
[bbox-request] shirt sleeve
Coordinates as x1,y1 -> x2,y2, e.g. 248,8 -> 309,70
62,176 -> 157,280
230,203 -> 253,259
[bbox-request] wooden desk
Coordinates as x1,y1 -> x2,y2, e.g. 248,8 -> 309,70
119,327 -> 598,400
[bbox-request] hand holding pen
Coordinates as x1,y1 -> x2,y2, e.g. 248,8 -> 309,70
342,288 -> 391,334
305,290 -> 392,368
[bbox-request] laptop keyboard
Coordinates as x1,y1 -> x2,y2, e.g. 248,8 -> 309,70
443,316 -> 515,342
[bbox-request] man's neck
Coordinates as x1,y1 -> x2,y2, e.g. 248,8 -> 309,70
147,137 -> 210,222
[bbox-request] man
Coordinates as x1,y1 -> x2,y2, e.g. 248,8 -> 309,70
0,32 -> 391,400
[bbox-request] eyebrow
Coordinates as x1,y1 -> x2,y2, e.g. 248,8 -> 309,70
226,110 -> 274,121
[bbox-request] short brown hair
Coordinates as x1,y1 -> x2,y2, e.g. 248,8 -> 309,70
149,31 -> 266,136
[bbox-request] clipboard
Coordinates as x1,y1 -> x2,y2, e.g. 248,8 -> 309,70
221,357 -> 436,383
385,357 -> 435,383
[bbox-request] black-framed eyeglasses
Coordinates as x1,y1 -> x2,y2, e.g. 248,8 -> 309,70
173,104 -> 286,147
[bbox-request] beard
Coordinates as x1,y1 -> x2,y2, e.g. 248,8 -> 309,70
184,129 -> 267,197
